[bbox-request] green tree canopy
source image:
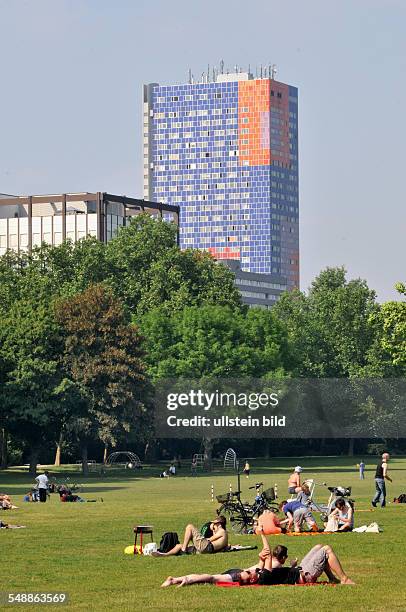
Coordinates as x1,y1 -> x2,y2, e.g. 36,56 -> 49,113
55,284 -> 148,473
273,267 -> 379,377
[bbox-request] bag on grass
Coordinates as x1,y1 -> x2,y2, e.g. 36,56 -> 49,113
158,532 -> 179,553
200,522 -> 213,538
143,542 -> 158,556
325,514 -> 339,532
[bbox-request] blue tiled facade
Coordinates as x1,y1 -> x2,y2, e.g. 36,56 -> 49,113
143,74 -> 299,288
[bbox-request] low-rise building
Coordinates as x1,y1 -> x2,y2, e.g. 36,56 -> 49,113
0,192 -> 179,255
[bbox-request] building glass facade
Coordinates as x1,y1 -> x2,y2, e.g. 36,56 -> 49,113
144,72 -> 299,288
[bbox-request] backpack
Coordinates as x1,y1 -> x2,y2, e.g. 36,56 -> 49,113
200,521 -> 213,538
158,532 -> 179,553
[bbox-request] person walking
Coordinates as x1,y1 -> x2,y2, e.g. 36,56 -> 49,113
191,458 -> 197,477
372,453 -> 392,507
35,470 -> 50,503
243,461 -> 250,478
359,460 -> 365,479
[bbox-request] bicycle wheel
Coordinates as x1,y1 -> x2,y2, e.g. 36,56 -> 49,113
230,516 -> 253,535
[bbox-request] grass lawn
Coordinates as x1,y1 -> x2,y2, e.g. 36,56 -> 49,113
1,456 -> 406,611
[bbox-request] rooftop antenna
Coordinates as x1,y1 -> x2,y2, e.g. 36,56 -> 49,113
234,64 -> 238,73
188,68 -> 192,84
260,64 -> 263,78
248,63 -> 251,76
264,66 -> 267,78
271,64 -> 277,80
207,64 -> 210,82
212,66 -> 216,81
220,59 -> 224,73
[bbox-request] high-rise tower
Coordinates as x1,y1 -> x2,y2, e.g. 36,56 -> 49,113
143,67 -> 299,288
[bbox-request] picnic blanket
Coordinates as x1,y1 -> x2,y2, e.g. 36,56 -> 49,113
222,545 -> 258,553
216,581 -> 336,588
266,531 -> 338,536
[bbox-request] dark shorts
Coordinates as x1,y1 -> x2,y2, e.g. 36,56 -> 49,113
288,487 -> 297,494
223,568 -> 242,582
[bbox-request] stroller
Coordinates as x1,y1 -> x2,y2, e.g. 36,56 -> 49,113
303,479 -> 354,521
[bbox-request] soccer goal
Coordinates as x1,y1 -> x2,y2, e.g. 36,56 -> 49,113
223,448 -> 238,471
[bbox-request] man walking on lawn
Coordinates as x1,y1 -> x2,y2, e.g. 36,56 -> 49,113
372,452 -> 392,508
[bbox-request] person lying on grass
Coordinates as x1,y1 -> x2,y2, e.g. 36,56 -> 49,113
161,533 -> 354,586
0,520 -> 26,529
152,516 -> 228,557
329,498 -> 354,531
161,536 -> 286,586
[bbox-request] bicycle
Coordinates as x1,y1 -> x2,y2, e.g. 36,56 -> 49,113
248,482 -> 279,516
216,490 -> 254,534
216,483 -> 279,534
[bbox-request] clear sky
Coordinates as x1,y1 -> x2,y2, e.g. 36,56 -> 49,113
0,0 -> 405,301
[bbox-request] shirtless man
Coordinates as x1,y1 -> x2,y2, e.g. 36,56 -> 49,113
161,536 -> 288,586
288,466 -> 302,494
161,538 -> 354,586
153,516 -> 228,557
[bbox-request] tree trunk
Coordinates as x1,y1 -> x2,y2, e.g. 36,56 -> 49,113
54,432 -> 64,466
81,444 -> 89,476
103,444 -> 108,464
29,448 -> 40,476
347,438 -> 355,456
0,428 -> 7,468
203,438 -> 213,471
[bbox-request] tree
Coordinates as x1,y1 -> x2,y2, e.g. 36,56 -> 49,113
0,291 -> 63,474
139,304 -> 292,467
273,267 -> 380,454
273,267 -> 379,377
106,214 -> 242,316
55,284 -> 148,474
376,283 -> 406,372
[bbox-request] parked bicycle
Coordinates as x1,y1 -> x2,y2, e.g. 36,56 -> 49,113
249,482 -> 279,516
216,482 -> 279,534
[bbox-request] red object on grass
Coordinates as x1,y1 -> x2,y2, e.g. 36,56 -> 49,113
133,525 -> 153,554
215,581 -> 336,588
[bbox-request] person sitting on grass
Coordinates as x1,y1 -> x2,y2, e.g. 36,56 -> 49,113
152,516 -> 228,557
329,497 -> 354,531
161,537 -> 354,586
279,499 -> 319,533
0,494 -> 18,510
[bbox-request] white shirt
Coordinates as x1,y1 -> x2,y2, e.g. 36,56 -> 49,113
35,474 -> 49,489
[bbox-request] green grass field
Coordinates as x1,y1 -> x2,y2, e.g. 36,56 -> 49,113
1,457 -> 406,611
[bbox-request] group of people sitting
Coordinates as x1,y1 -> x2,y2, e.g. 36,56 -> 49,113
159,464 -> 177,478
158,521 -> 354,587
284,467 -> 354,532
